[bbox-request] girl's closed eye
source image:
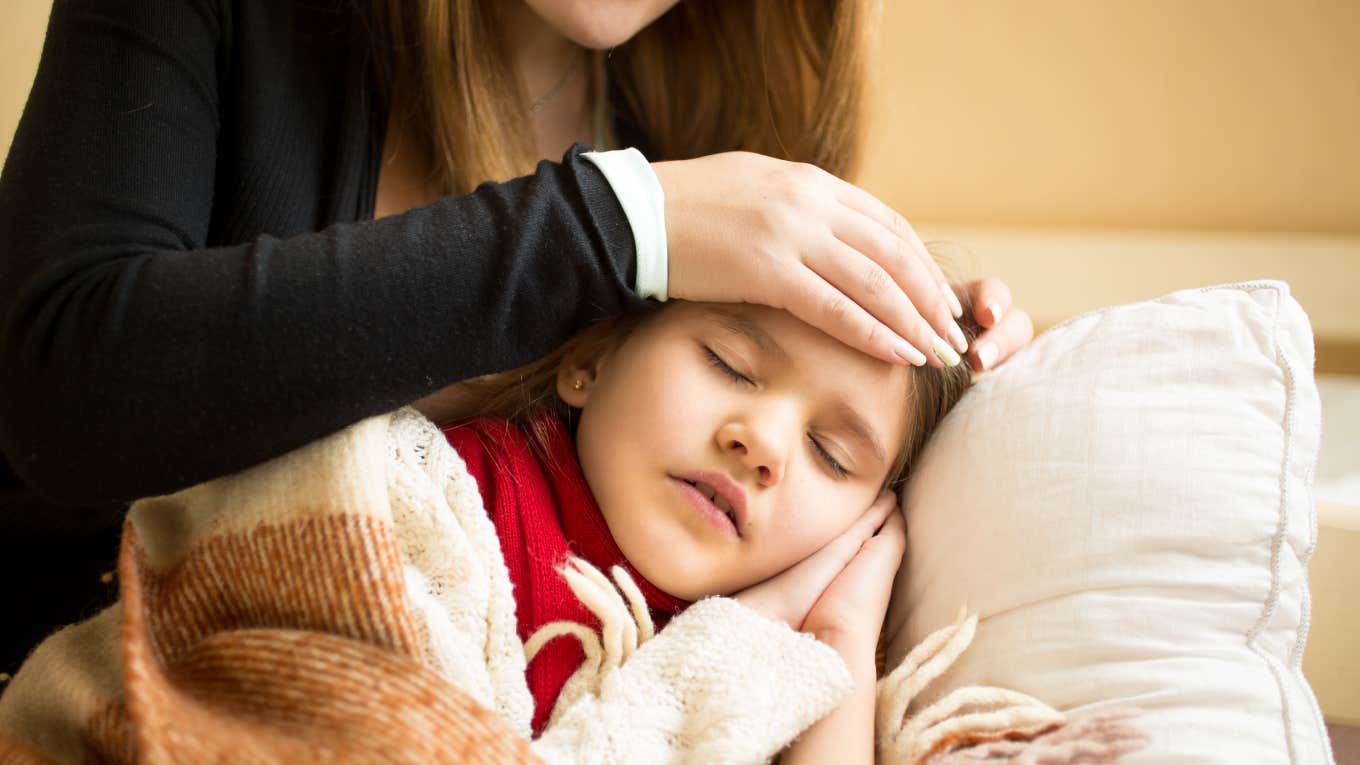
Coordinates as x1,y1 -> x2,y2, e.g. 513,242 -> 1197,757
704,343 -> 850,479
809,434 -> 849,479
703,346 -> 752,385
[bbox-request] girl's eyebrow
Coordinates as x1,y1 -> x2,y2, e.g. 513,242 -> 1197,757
701,309 -> 789,362
833,402 -> 888,465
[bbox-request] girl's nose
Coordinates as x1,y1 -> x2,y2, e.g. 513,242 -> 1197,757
716,419 -> 787,487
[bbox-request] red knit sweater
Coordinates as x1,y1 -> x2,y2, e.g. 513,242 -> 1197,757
442,416 -> 689,735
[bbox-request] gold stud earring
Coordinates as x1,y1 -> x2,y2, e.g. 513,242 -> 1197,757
572,379 -> 585,391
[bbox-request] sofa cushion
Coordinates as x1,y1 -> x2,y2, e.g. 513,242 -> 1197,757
884,281 -> 1333,764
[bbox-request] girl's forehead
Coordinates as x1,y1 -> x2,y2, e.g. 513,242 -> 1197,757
665,302 -> 897,372
655,301 -> 913,407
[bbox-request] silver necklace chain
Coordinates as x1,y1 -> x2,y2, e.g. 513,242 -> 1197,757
528,53 -> 582,114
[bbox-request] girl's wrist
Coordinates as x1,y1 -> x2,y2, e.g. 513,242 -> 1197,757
812,627 -> 879,671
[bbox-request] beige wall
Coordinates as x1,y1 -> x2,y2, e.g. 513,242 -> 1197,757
1309,504 -> 1360,727
857,1 -> 1359,343
862,0 -> 1360,235
0,0 -> 49,168
3,0 -> 1357,340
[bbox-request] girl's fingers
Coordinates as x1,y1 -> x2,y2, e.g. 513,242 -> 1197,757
862,503 -> 905,559
848,509 -> 907,587
857,492 -> 899,534
781,271 -> 930,367
734,494 -> 897,629
829,212 -> 968,362
778,494 -> 897,594
870,508 -> 907,563
800,494 -> 896,575
830,179 -> 965,318
969,304 -> 1034,372
874,504 -> 906,540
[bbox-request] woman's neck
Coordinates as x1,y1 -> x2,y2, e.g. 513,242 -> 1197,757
503,4 -> 593,159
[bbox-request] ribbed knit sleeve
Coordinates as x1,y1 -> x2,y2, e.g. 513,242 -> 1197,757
0,0 -> 646,504
531,597 -> 855,764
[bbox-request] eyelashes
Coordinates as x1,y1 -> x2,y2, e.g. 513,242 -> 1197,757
704,345 -> 751,385
702,345 -> 849,479
808,434 -> 848,478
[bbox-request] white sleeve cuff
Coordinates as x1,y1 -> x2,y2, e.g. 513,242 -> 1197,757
581,148 -> 668,302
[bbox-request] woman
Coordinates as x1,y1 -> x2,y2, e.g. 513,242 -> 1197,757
0,0 -> 1031,674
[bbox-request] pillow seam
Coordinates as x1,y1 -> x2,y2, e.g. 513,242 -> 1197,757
1238,282 -> 1331,765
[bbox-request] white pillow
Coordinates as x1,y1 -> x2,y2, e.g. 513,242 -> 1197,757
883,281 -> 1333,764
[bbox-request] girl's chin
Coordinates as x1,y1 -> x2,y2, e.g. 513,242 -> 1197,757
618,539 -> 709,600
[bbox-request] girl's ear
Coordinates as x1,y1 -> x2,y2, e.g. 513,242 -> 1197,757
555,350 -> 608,408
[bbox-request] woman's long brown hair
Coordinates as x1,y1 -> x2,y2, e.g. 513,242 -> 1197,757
360,0 -> 874,195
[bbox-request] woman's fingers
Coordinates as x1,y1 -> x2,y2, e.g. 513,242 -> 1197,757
655,151 -> 981,368
970,303 -> 1034,372
832,179 -> 966,319
827,212 -> 968,366
967,277 -> 1013,329
783,271 -> 929,367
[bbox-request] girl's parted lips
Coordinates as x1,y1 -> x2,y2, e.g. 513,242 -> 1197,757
671,470 -> 748,536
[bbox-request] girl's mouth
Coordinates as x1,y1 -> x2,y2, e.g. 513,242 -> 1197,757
672,477 -> 741,538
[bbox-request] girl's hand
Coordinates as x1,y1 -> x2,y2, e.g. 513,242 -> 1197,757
652,153 -> 969,369
776,502 -> 903,765
800,501 -> 905,651
733,493 -> 900,635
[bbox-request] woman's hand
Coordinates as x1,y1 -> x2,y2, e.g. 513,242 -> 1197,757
652,153 -> 969,369
733,493 -> 901,638
955,277 -> 1035,372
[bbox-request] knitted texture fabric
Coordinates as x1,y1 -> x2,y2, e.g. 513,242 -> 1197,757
876,609 -> 1148,765
441,416 -> 687,734
920,709 -> 1149,765
0,408 -> 854,764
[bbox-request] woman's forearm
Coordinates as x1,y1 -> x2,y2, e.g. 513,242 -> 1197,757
781,638 -> 877,765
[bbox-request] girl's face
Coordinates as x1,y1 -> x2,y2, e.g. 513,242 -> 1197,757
558,302 -> 913,600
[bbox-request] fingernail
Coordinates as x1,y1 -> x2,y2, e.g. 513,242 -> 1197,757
894,338 -> 927,366
947,320 -> 969,354
931,336 -> 961,367
941,282 -> 964,318
986,301 -> 1004,325
976,341 -> 999,370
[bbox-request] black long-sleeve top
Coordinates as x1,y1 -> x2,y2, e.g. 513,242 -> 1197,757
0,0 -> 648,505
0,0 -> 647,670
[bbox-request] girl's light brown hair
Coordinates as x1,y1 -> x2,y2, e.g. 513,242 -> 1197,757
360,0 -> 874,195
443,300 -> 978,491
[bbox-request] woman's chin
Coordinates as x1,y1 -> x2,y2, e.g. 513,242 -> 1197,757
534,0 -> 680,50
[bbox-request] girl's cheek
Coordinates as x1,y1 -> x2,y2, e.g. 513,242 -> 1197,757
811,483 -> 875,542
785,480 -> 845,545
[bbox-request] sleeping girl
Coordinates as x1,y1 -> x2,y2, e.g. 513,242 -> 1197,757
426,297 -> 975,761
0,297 -> 976,763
